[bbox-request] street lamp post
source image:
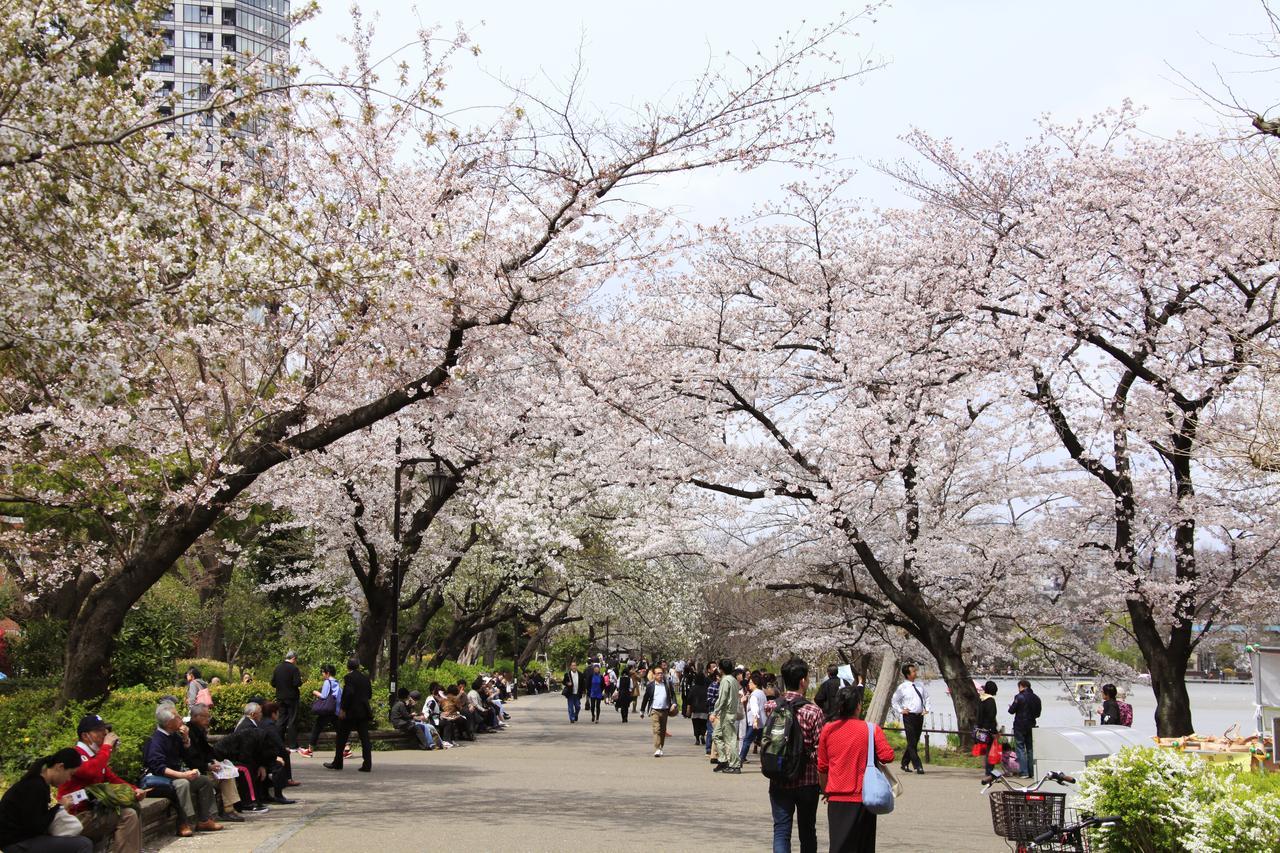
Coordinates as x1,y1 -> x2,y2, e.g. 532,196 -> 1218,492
389,437 -> 454,703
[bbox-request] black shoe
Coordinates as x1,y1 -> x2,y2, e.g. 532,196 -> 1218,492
269,796 -> 297,805
721,766 -> 742,774
218,811 -> 246,823
323,762 -> 342,771
357,765 -> 372,773
915,769 -> 925,775
713,762 -> 728,772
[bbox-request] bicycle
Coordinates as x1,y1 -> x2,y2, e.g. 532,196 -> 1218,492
981,769 -> 1120,852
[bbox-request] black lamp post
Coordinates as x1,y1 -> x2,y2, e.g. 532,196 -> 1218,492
389,437 -> 454,702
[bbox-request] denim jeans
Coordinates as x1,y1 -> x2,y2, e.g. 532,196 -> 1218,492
413,721 -> 441,748
566,694 -> 581,721
1014,728 -> 1034,777
740,724 -> 761,761
769,784 -> 819,853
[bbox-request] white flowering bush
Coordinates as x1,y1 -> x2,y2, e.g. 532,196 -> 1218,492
1077,747 -> 1280,853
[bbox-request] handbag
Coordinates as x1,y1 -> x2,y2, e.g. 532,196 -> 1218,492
880,762 -> 904,799
48,806 -> 84,837
861,720 -> 895,815
312,678 -> 338,715
971,725 -> 993,745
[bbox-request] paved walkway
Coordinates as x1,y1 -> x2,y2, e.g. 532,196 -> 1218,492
150,693 -> 996,852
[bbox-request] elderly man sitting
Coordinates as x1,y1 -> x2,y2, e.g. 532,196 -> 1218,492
141,704 -> 222,837
185,704 -> 246,823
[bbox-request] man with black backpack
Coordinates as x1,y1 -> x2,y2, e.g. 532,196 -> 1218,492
760,658 -> 825,853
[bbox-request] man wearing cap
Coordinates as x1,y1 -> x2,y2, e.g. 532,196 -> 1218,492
60,714 -> 145,853
270,651 -> 303,751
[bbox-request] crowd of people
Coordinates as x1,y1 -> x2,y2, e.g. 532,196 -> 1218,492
0,651 -> 518,852
558,656 -> 898,852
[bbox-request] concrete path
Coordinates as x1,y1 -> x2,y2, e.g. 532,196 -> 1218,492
150,692 -> 997,852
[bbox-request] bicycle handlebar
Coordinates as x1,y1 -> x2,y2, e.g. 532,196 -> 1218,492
1032,815 -> 1121,844
981,770 -> 1077,791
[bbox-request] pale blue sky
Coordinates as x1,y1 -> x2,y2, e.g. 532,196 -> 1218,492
300,1 -> 1277,220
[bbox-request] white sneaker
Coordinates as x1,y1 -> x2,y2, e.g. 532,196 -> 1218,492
654,749 -> 663,757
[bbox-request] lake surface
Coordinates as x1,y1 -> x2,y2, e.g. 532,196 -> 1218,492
912,677 -> 1261,738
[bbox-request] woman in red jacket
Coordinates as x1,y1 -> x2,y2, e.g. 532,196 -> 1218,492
818,686 -> 895,852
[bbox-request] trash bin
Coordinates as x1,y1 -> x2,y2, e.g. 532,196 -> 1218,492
1031,726 -> 1151,795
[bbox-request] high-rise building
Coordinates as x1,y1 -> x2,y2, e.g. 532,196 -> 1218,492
150,1 -> 290,133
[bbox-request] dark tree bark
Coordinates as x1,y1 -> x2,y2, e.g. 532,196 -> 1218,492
59,317 -> 494,702
193,544 -> 235,658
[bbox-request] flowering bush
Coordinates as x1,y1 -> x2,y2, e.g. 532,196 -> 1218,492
1077,747 -> 1280,852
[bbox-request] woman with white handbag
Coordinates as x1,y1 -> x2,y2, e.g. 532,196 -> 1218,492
0,748 -> 92,853
817,687 -> 896,852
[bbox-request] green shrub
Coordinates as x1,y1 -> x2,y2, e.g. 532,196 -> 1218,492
175,658 -> 236,683
1078,747 -> 1280,853
547,632 -> 589,670
8,619 -> 68,677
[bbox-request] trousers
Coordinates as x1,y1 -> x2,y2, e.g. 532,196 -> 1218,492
770,784 -> 819,853
712,715 -> 741,768
650,708 -> 670,749
141,774 -> 215,824
900,712 -> 924,771
1,837 -> 92,853
334,718 -> 372,769
78,807 -> 141,853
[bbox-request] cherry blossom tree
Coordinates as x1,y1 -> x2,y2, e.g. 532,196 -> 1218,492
0,1 -> 878,702
574,183 -> 1070,735
892,118 -> 1280,735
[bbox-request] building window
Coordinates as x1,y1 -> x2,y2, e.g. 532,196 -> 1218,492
180,56 -> 214,75
151,56 -> 175,73
156,4 -> 174,22
183,30 -> 214,50
222,7 -> 236,25
159,30 -> 174,48
222,33 -> 236,51
183,4 -> 213,24
182,81 -> 212,100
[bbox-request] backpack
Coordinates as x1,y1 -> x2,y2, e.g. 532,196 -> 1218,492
1117,701 -> 1133,727
759,697 -> 810,782
194,681 -> 213,708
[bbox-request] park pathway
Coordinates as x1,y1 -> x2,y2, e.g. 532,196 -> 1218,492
150,692 -> 996,852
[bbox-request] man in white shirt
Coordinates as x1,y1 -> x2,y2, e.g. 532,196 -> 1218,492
890,663 -> 929,774
644,665 -> 677,756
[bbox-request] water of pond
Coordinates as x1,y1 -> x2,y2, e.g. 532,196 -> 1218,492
914,677 -> 1260,738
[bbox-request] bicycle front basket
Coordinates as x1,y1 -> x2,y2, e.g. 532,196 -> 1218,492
989,790 -> 1067,842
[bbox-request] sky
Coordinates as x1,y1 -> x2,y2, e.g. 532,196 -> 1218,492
298,0 -> 1279,223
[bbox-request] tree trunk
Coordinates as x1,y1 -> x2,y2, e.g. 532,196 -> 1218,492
457,634 -> 481,666
1129,600 -> 1195,736
398,591 -> 445,667
864,650 -> 899,727
58,321 -> 478,704
355,600 -> 390,679
193,546 -> 234,658
480,628 -> 497,667
934,643 -> 981,743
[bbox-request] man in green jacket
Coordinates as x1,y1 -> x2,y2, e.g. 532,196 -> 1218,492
709,657 -> 742,773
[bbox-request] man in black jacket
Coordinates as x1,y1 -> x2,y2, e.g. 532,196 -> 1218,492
1008,679 -> 1042,779
561,660 -> 587,723
813,665 -> 842,716
325,658 -> 373,772
270,651 -> 303,750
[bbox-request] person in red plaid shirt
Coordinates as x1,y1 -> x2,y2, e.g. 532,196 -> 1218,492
764,659 -> 826,853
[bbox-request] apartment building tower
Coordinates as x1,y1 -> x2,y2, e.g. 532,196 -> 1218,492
151,1 -> 290,131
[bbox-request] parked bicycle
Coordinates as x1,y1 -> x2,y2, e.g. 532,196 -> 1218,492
981,769 -> 1120,852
